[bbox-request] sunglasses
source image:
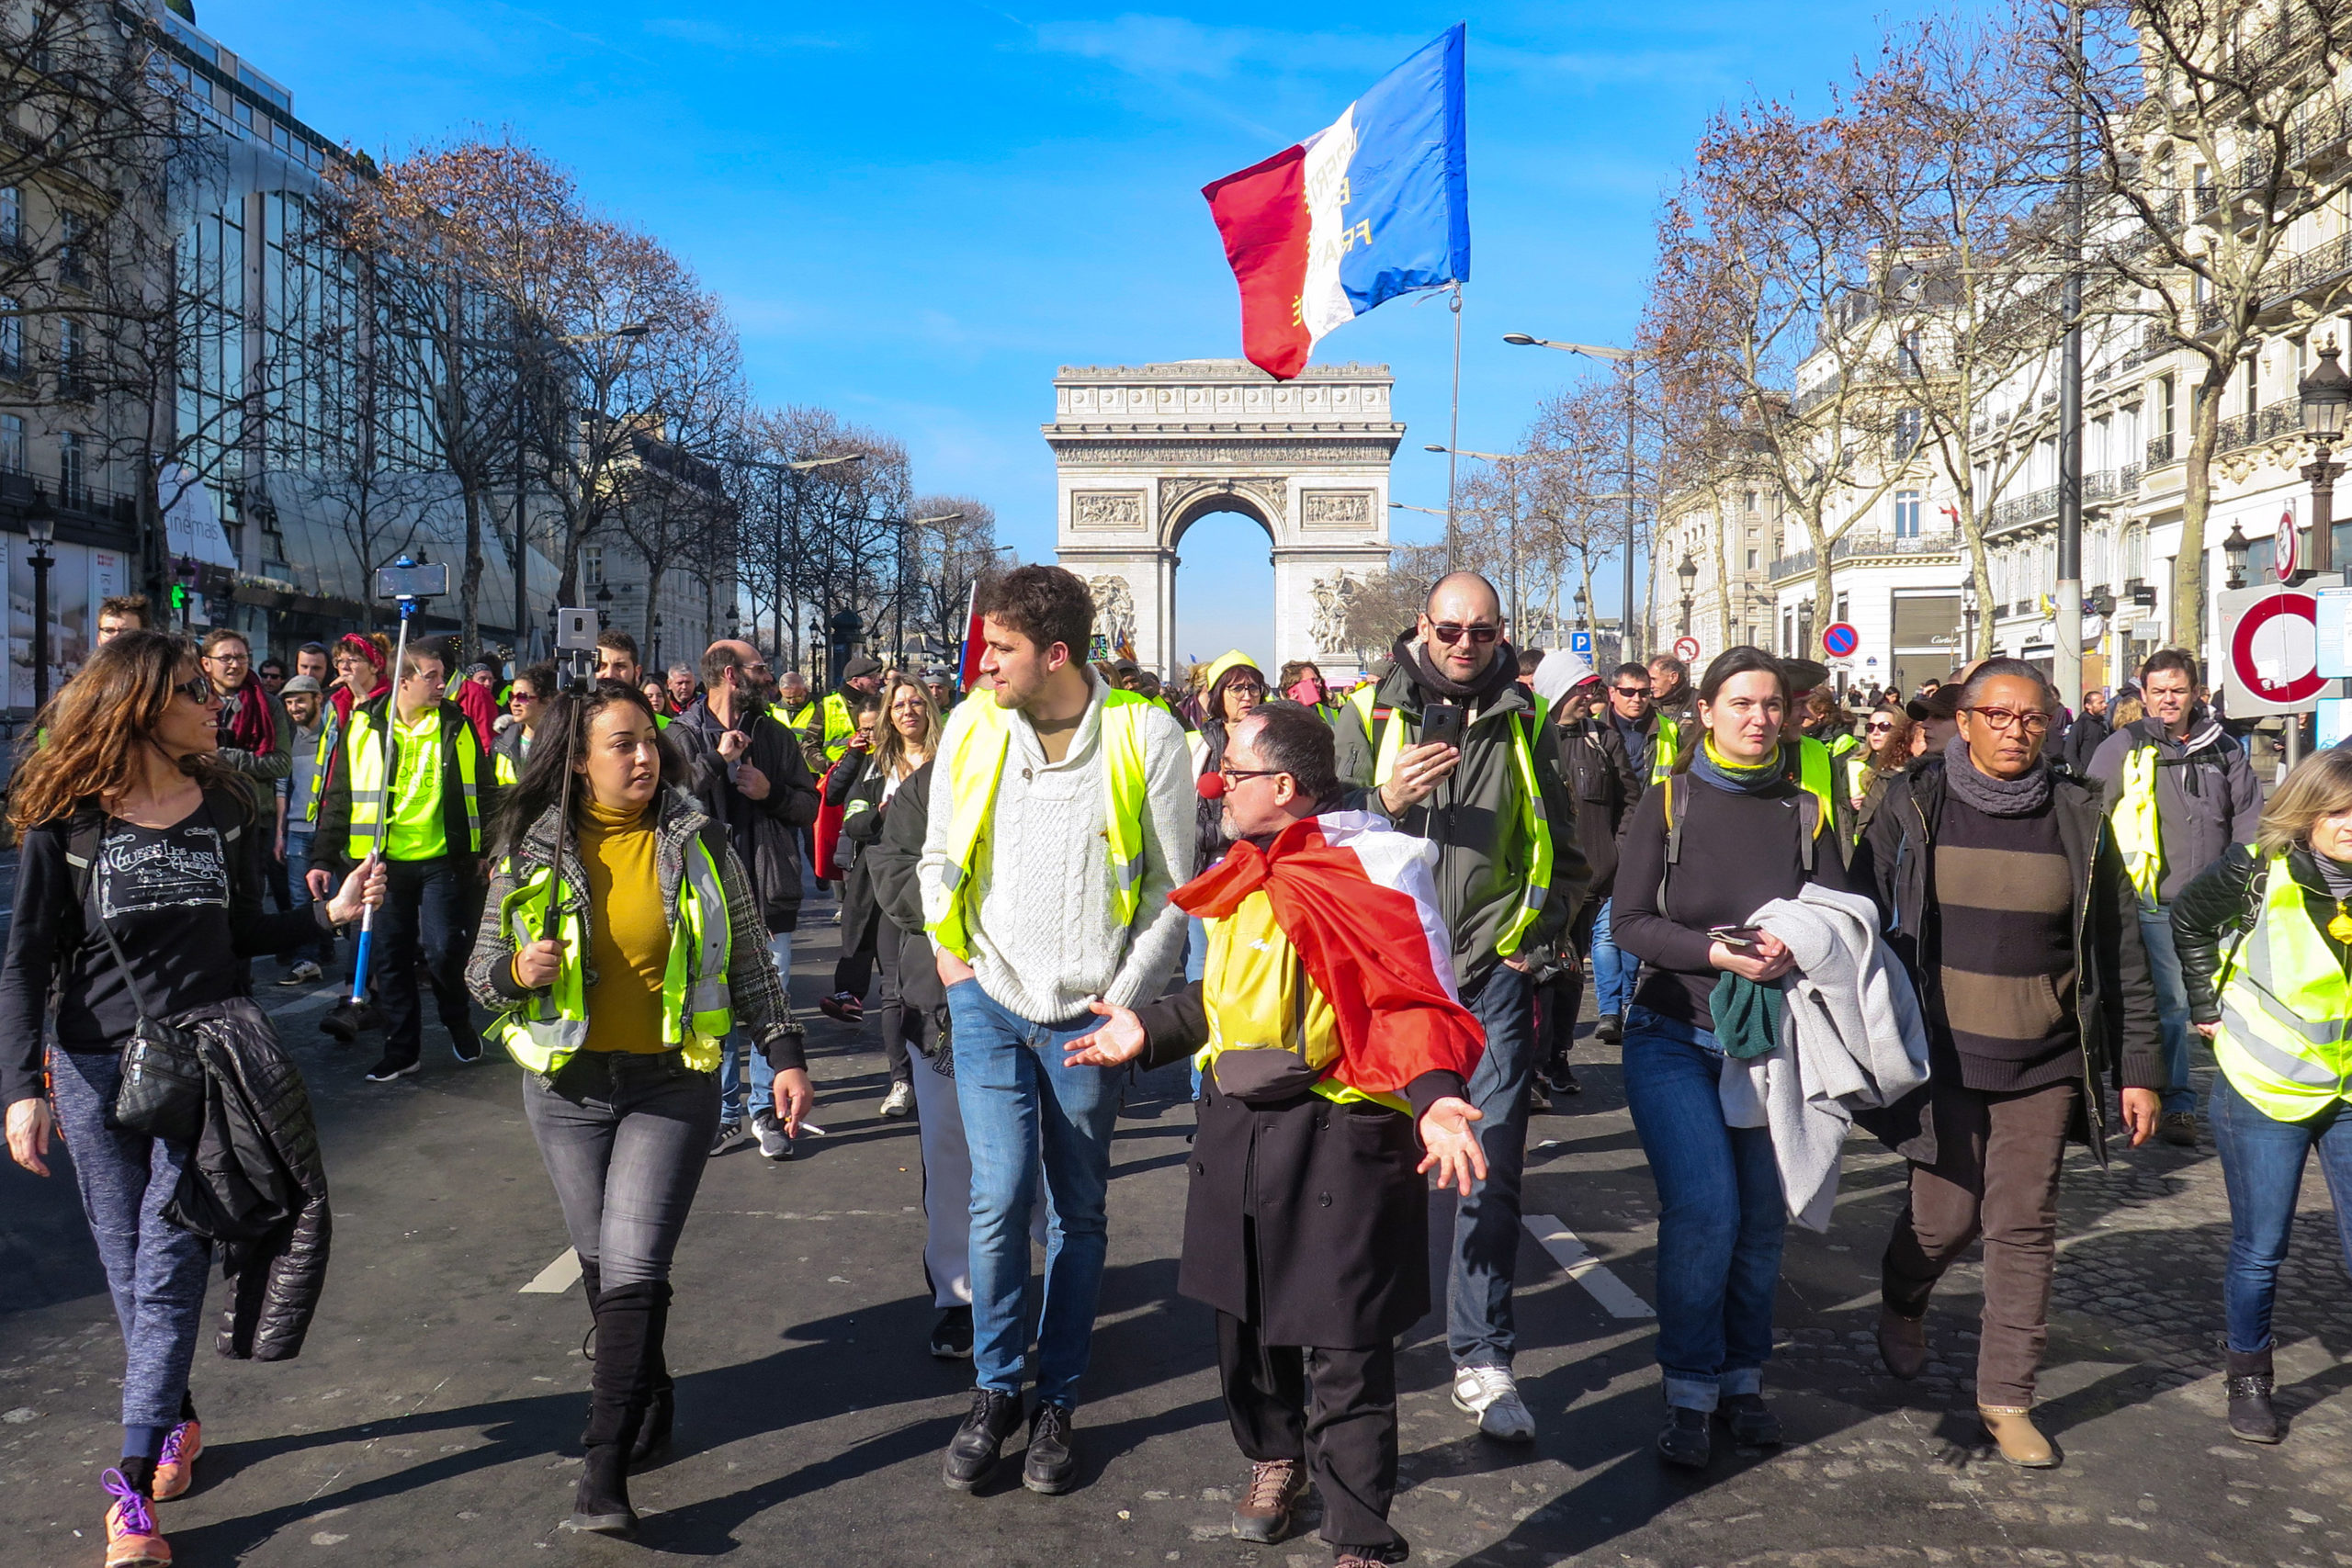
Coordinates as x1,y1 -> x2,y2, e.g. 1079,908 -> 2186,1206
1866,718 -> 1894,732
175,674 -> 219,705
1612,685 -> 1650,697
1430,623 -> 1501,646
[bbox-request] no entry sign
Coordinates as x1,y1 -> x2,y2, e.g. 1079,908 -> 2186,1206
2221,586 -> 2332,715
1821,621 -> 1859,659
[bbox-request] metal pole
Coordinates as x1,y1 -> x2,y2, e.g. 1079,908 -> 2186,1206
513,383 -> 530,666
1446,285 -> 1463,570
2307,445 -> 2341,576
30,547 -> 49,714
1622,364 -> 1640,660
2053,0 -> 2086,709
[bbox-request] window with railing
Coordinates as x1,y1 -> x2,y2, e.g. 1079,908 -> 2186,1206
58,431 -> 85,506
58,317 -> 85,394
0,414 -> 22,474
0,300 -> 18,377
1894,489 -> 1922,538
0,186 -> 17,255
58,211 -> 86,286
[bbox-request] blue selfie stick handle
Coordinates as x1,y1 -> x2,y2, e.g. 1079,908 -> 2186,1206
346,568 -> 427,1008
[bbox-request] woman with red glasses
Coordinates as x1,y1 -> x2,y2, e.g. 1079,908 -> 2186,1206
1,632 -> 384,1568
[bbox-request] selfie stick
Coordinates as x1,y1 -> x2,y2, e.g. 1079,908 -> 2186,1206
348,558 -> 431,1009
538,637 -> 594,946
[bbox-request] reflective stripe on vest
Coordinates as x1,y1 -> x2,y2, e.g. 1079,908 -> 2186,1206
345,707 -> 481,862
1650,718 -> 1678,785
2112,743 -> 2164,904
1351,685 -> 1555,958
492,835 -> 733,1078
2212,852 -> 2352,1121
928,688 -> 1156,961
302,713 -> 341,826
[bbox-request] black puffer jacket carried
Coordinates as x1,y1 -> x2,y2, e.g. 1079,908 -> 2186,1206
161,997 -> 333,1361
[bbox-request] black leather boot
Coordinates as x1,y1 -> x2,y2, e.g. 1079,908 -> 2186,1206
564,1280 -> 658,1536
2226,1347 -> 2282,1443
632,1285 -> 674,1468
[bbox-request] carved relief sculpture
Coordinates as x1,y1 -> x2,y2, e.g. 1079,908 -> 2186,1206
1310,572 -> 1363,656
1070,491 -> 1146,528
1300,490 -> 1375,529
1087,574 -> 1136,650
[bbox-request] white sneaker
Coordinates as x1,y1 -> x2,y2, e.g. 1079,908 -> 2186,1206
1453,1363 -> 1537,1443
880,1080 -> 914,1118
277,960 -> 324,987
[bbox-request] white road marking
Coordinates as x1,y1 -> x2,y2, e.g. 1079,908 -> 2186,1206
1522,1214 -> 1655,1319
519,1248 -> 582,1294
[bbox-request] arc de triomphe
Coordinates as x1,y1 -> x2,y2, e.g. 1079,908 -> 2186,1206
1047,360 -> 1400,675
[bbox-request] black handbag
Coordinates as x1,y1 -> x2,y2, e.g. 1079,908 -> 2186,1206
69,812 -> 216,1145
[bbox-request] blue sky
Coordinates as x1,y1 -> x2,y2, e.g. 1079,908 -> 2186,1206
200,0 -> 1930,671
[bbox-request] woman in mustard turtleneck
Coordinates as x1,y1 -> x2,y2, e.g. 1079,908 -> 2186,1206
467,680 -> 808,1540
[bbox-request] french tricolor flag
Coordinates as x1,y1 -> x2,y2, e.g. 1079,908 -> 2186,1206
1202,24 -> 1470,381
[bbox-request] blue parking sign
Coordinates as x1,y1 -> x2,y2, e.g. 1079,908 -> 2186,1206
1569,631 -> 1592,656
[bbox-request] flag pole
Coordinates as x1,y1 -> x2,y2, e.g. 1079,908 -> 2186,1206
1446,284 -> 1463,571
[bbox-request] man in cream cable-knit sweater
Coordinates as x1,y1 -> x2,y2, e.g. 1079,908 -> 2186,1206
918,565 -> 1193,1497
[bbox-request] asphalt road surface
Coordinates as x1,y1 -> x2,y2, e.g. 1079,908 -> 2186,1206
6,909 -> 2352,1566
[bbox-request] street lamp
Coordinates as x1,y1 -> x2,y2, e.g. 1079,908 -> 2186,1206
2300,338 -> 2352,575
2223,520 -> 2252,591
595,581 -> 613,628
1504,332 -> 1645,658
652,614 -> 662,669
1677,554 -> 1698,637
24,487 -> 54,713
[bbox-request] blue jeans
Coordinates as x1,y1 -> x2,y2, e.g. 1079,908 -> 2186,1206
282,828 -> 334,964
2139,907 -> 2196,1114
1621,1006 -> 1787,1412
947,978 -> 1124,1410
1590,897 -> 1638,1018
2210,1074 -> 2352,1354
717,931 -> 794,1123
1448,963 -> 1537,1368
48,1046 -> 211,1432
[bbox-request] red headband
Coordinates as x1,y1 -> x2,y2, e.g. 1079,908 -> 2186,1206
337,633 -> 387,671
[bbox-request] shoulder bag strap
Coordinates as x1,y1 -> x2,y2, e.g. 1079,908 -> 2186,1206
71,815 -> 164,1031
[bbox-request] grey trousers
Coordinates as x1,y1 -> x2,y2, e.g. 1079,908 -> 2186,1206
524,1050 -> 721,1288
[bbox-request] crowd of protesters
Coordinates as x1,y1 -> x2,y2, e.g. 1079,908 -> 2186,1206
5,570 -> 2352,1568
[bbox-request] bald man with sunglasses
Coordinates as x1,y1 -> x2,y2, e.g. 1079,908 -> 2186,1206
1334,570 -> 1590,1445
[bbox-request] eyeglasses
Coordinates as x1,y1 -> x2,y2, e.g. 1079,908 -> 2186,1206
1965,705 -> 2052,735
175,674 -> 219,705
205,649 -> 248,667
1430,623 -> 1500,646
1225,682 -> 1267,698
1218,766 -> 1288,784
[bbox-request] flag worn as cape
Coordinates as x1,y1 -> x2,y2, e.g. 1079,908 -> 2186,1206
1172,808 -> 1482,1093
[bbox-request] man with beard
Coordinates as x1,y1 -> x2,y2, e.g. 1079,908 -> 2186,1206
1334,571 -> 1589,1444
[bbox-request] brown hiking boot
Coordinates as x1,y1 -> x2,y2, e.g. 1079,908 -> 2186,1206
1230,1458 -> 1306,1543
1980,1405 -> 2058,1468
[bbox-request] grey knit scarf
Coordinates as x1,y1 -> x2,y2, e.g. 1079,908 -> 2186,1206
1942,735 -> 2052,817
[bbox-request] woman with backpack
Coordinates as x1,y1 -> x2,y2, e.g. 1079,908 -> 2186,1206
1608,646 -> 1859,1471
2172,747 -> 2352,1446
466,679 -> 807,1539
0,632 -> 384,1568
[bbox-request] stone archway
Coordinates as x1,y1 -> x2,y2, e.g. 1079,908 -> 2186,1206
1048,360 -> 1400,675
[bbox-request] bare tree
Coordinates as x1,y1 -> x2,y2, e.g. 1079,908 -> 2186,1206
2067,0 -> 2352,644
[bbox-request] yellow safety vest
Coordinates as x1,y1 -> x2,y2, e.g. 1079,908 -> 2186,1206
782,701 -> 818,736
927,687 -> 1158,961
1346,684 -> 1556,958
820,692 -> 856,762
2212,853 -> 2352,1122
1196,889 -> 1407,1114
302,713 -> 342,826
492,729 -> 531,787
345,705 -> 482,862
491,832 -> 733,1079
1793,735 -> 1838,832
2111,743 -> 2165,905
1649,716 -> 1679,785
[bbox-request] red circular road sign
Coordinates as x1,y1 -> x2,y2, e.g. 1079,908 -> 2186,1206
1672,636 -> 1702,663
2278,508 -> 2300,582
2230,591 -> 2326,705
1821,621 -> 1860,658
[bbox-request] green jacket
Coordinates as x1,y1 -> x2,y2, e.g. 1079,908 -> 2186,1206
1331,651 -> 1592,983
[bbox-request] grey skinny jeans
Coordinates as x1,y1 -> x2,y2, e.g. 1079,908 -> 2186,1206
523,1050 -> 721,1288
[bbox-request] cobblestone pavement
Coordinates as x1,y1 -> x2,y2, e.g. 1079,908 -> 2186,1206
4,917 -> 2351,1566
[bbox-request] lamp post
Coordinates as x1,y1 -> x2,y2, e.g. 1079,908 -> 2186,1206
808,616 -> 827,687
595,581 -> 613,628
2299,339 -> 2351,577
1677,554 -> 1697,637
25,487 -> 54,712
1504,333 -> 1645,658
2223,520 -> 2252,591
652,614 -> 662,670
